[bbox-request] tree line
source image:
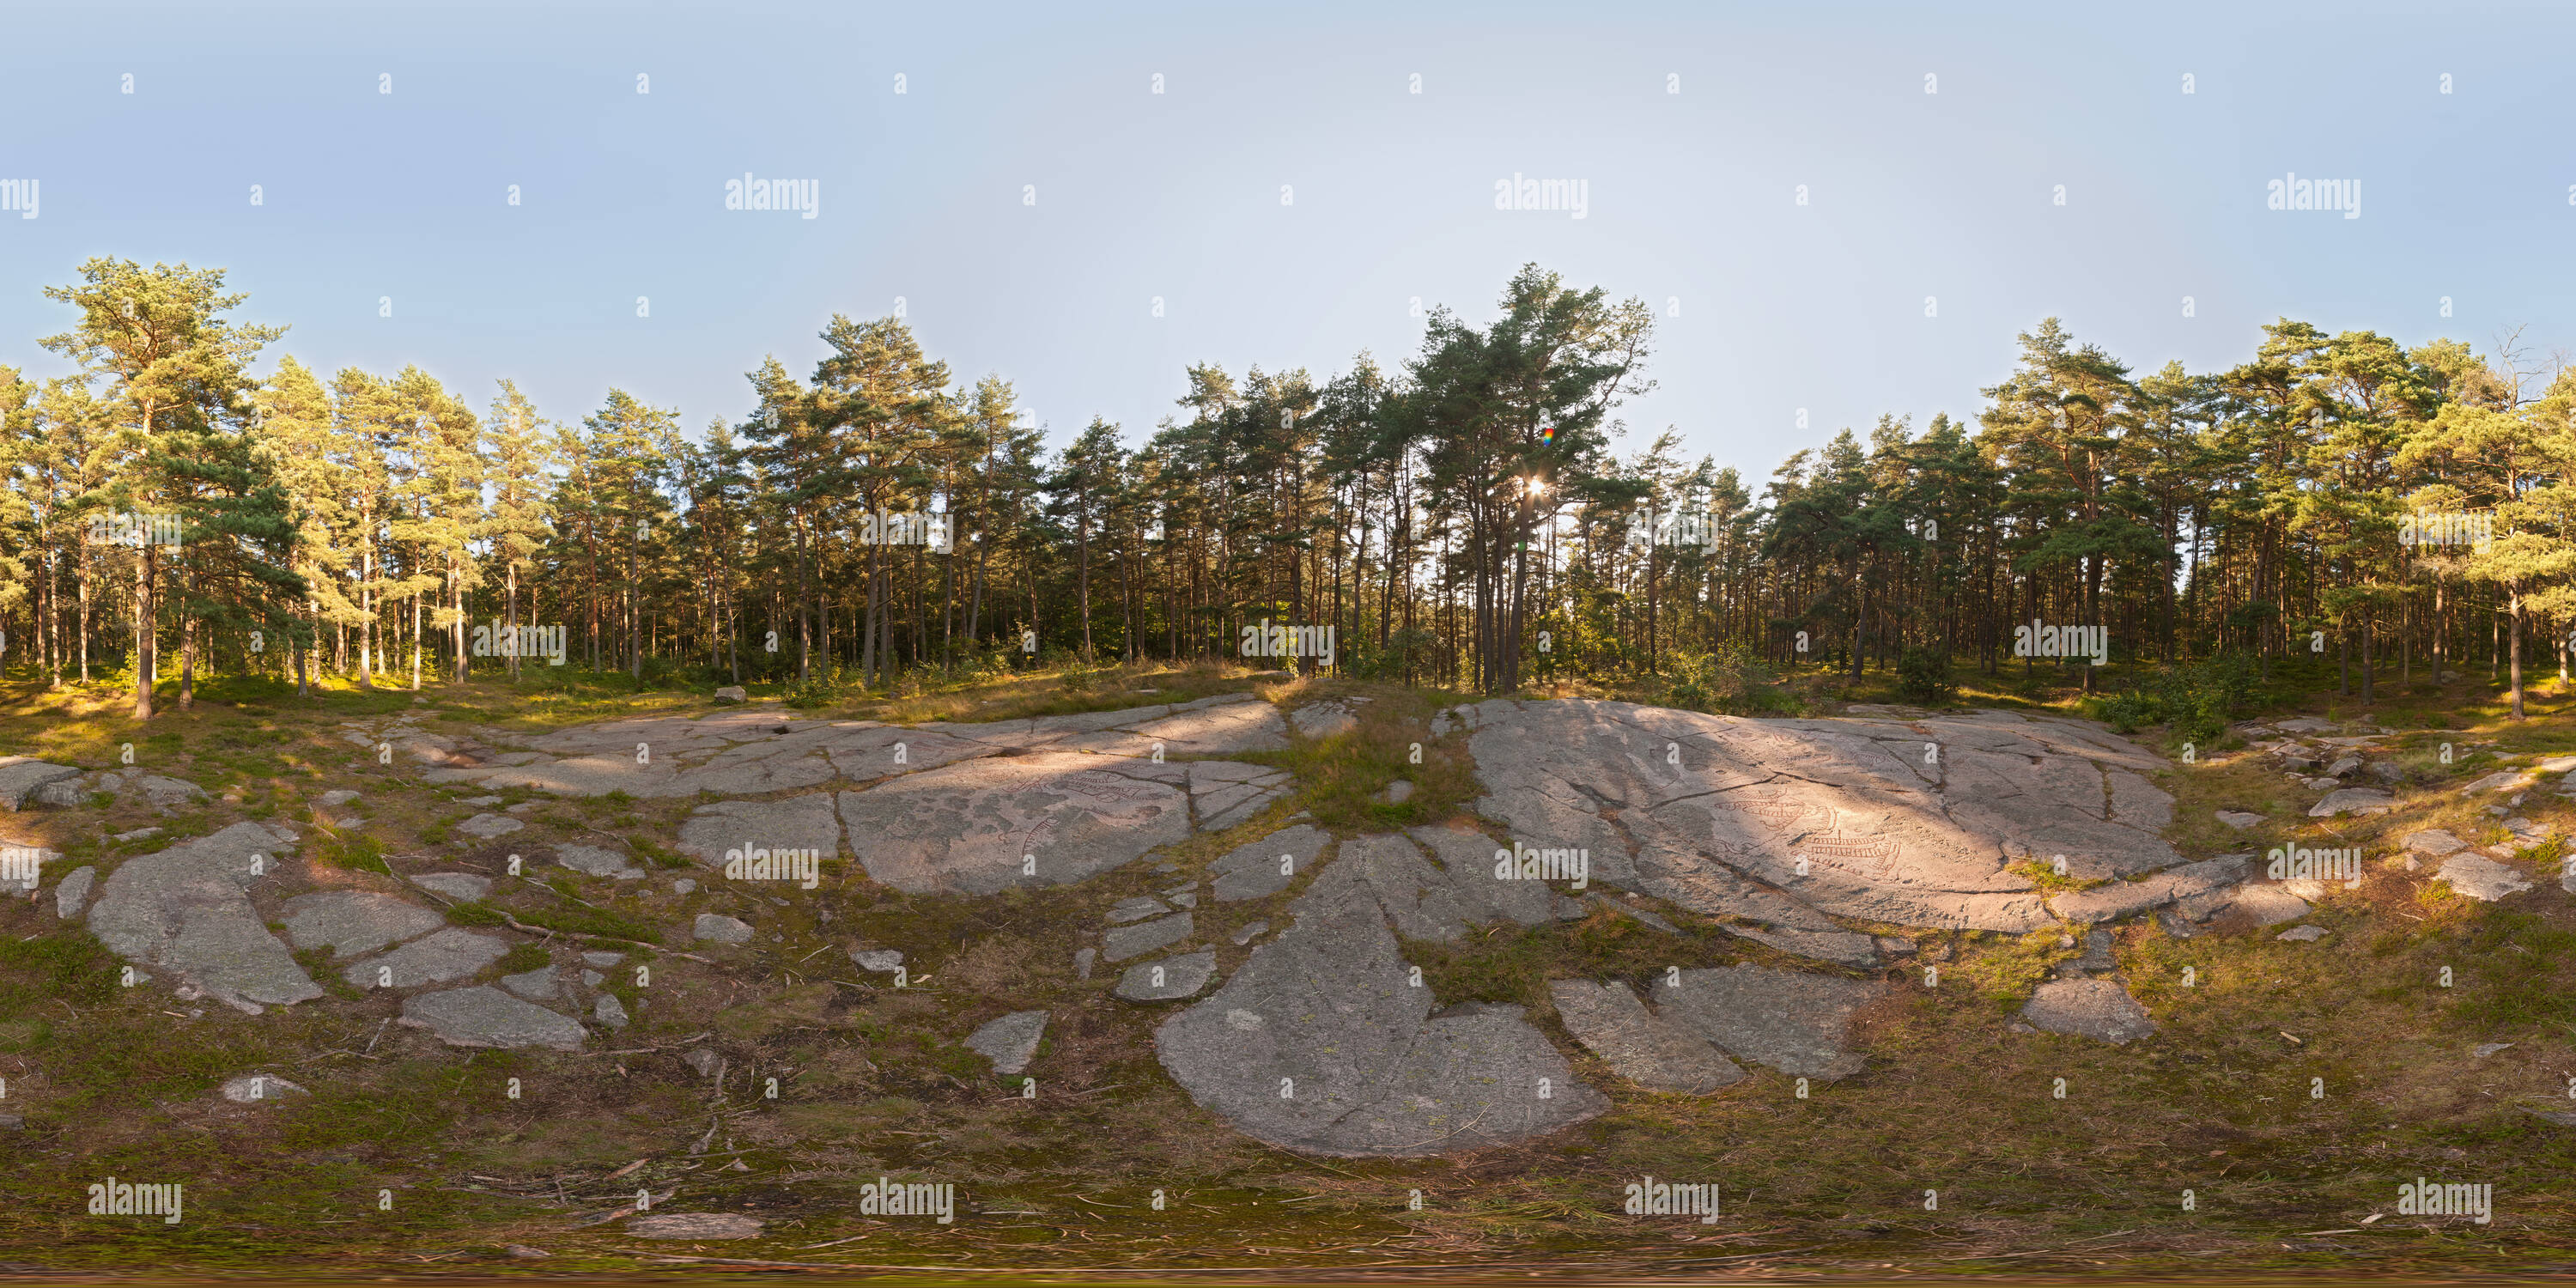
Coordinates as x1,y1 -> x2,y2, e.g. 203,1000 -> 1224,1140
3,257 -> 2572,720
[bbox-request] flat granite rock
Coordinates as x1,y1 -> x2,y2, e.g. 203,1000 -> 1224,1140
129,774 -> 210,810
1209,825 -> 1332,902
836,753 -> 1194,896
2438,854 -> 2534,902
86,822 -> 319,1014
676,793 -> 844,867
1103,912 -> 1194,962
456,813 -> 525,840
282,891 -> 447,957
2019,975 -> 2158,1043
1550,979 -> 1745,1094
2215,811 -> 2266,830
2212,883 -> 2311,927
400,986 -> 586,1050
2309,788 -> 2396,817
1656,963 -> 1881,1080
1289,702 -> 1359,739
966,1010 -> 1048,1074
1455,700 -> 2178,941
1107,896 -> 1171,924
1156,853 -> 1604,1157
344,927 -> 510,988
0,758 -> 82,809
2404,829 -> 2468,858
555,845 -> 644,880
410,872 -> 491,902
500,967 -> 559,1000
1115,950 -> 1218,1001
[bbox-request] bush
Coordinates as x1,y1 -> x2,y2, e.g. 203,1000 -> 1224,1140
1666,644 -> 1794,715
1895,645 -> 1957,705
2091,652 -> 2263,743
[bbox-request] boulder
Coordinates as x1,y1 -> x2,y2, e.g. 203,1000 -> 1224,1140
399,986 -> 586,1050
1549,979 -> 1744,1094
282,891 -> 446,957
0,758 -> 82,810
593,993 -> 629,1028
85,823 -> 319,1013
713,686 -> 750,704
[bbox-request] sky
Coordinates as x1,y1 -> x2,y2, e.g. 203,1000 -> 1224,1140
3,0 -> 2569,480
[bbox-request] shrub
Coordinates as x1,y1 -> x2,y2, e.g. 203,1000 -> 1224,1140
1895,644 -> 1957,705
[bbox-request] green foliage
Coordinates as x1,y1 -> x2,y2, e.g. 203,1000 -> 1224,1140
1663,644 -> 1795,715
2091,652 -> 2263,742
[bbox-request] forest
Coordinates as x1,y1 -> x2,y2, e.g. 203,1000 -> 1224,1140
4,256 -> 2572,720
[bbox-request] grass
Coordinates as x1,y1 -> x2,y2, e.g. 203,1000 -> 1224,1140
1,658 -> 2575,1273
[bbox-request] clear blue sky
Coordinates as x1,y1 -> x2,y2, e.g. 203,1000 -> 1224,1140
4,0 -> 2567,477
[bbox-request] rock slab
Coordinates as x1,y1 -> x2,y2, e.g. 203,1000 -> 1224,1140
1549,979 -> 1744,1094
85,823 -> 319,1013
966,1010 -> 1048,1074
401,986 -> 586,1049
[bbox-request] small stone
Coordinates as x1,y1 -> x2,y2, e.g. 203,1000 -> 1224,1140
2472,1042 -> 2515,1058
2324,755 -> 2361,778
1073,947 -> 1097,979
317,790 -> 361,808
2369,762 -> 2404,783
851,948 -> 903,972
2215,811 -> 2266,830
2275,925 -> 2329,942
581,970 -> 604,987
965,1010 -> 1048,1074
693,913 -> 753,945
671,878 -> 696,894
593,993 -> 629,1028
219,1073 -> 308,1103
1106,896 -> 1170,925
1230,920 -> 1268,945
1382,779 -> 1415,804
1103,911 -> 1194,962
462,795 -> 503,808
505,802 -> 539,814
2464,770 -> 2537,794
2403,829 -> 2468,858
410,872 -> 492,902
54,866 -> 95,920
112,828 -> 163,842
713,686 -> 749,704
456,813 -> 524,840
2223,884 -> 2312,927
581,951 -> 623,967
505,1245 -> 550,1259
683,1048 -> 723,1077
2156,912 -> 2196,939
1874,935 -> 1917,957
